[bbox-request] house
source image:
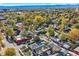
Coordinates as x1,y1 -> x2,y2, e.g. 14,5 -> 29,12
0,16 -> 7,24
0,16 -> 6,21
73,47 -> 79,55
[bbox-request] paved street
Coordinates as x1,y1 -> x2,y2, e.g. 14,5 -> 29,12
2,34 -> 79,56
3,36 -> 20,56
50,37 -> 78,56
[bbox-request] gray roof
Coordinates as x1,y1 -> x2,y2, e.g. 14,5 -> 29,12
0,16 -> 5,20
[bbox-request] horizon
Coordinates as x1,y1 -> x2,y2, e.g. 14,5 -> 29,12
0,3 -> 78,6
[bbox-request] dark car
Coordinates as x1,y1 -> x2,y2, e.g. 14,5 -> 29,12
6,36 -> 14,43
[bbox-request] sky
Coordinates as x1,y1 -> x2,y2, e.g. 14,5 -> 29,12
0,0 -> 76,3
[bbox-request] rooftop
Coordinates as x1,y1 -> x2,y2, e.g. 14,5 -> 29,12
0,16 -> 5,20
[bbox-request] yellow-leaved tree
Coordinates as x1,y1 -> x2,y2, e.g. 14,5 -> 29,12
4,48 -> 16,56
6,28 -> 14,36
0,32 -> 5,48
35,15 -> 43,24
68,28 -> 79,41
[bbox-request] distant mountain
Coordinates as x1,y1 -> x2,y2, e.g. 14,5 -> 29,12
0,3 -> 79,8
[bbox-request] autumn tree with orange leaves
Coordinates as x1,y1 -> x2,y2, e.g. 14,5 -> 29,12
68,28 -> 79,41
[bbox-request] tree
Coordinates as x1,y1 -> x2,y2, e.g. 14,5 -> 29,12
34,15 -> 43,24
0,32 -> 4,48
0,21 -> 4,28
40,29 -> 47,34
6,28 -> 14,36
0,32 -> 3,42
70,19 -> 78,24
59,24 -> 64,32
21,31 -> 27,38
25,18 -> 33,25
53,19 -> 60,24
16,16 -> 24,22
59,32 -> 68,41
59,15 -> 68,32
44,15 -> 50,24
4,15 -> 9,19
48,25 -> 55,36
68,28 -> 79,41
8,19 -> 16,26
34,35 -> 40,42
4,48 -> 16,56
24,26 -> 29,31
72,23 -> 79,29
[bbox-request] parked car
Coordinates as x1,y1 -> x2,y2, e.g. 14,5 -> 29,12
15,35 -> 30,45
6,36 -> 14,43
